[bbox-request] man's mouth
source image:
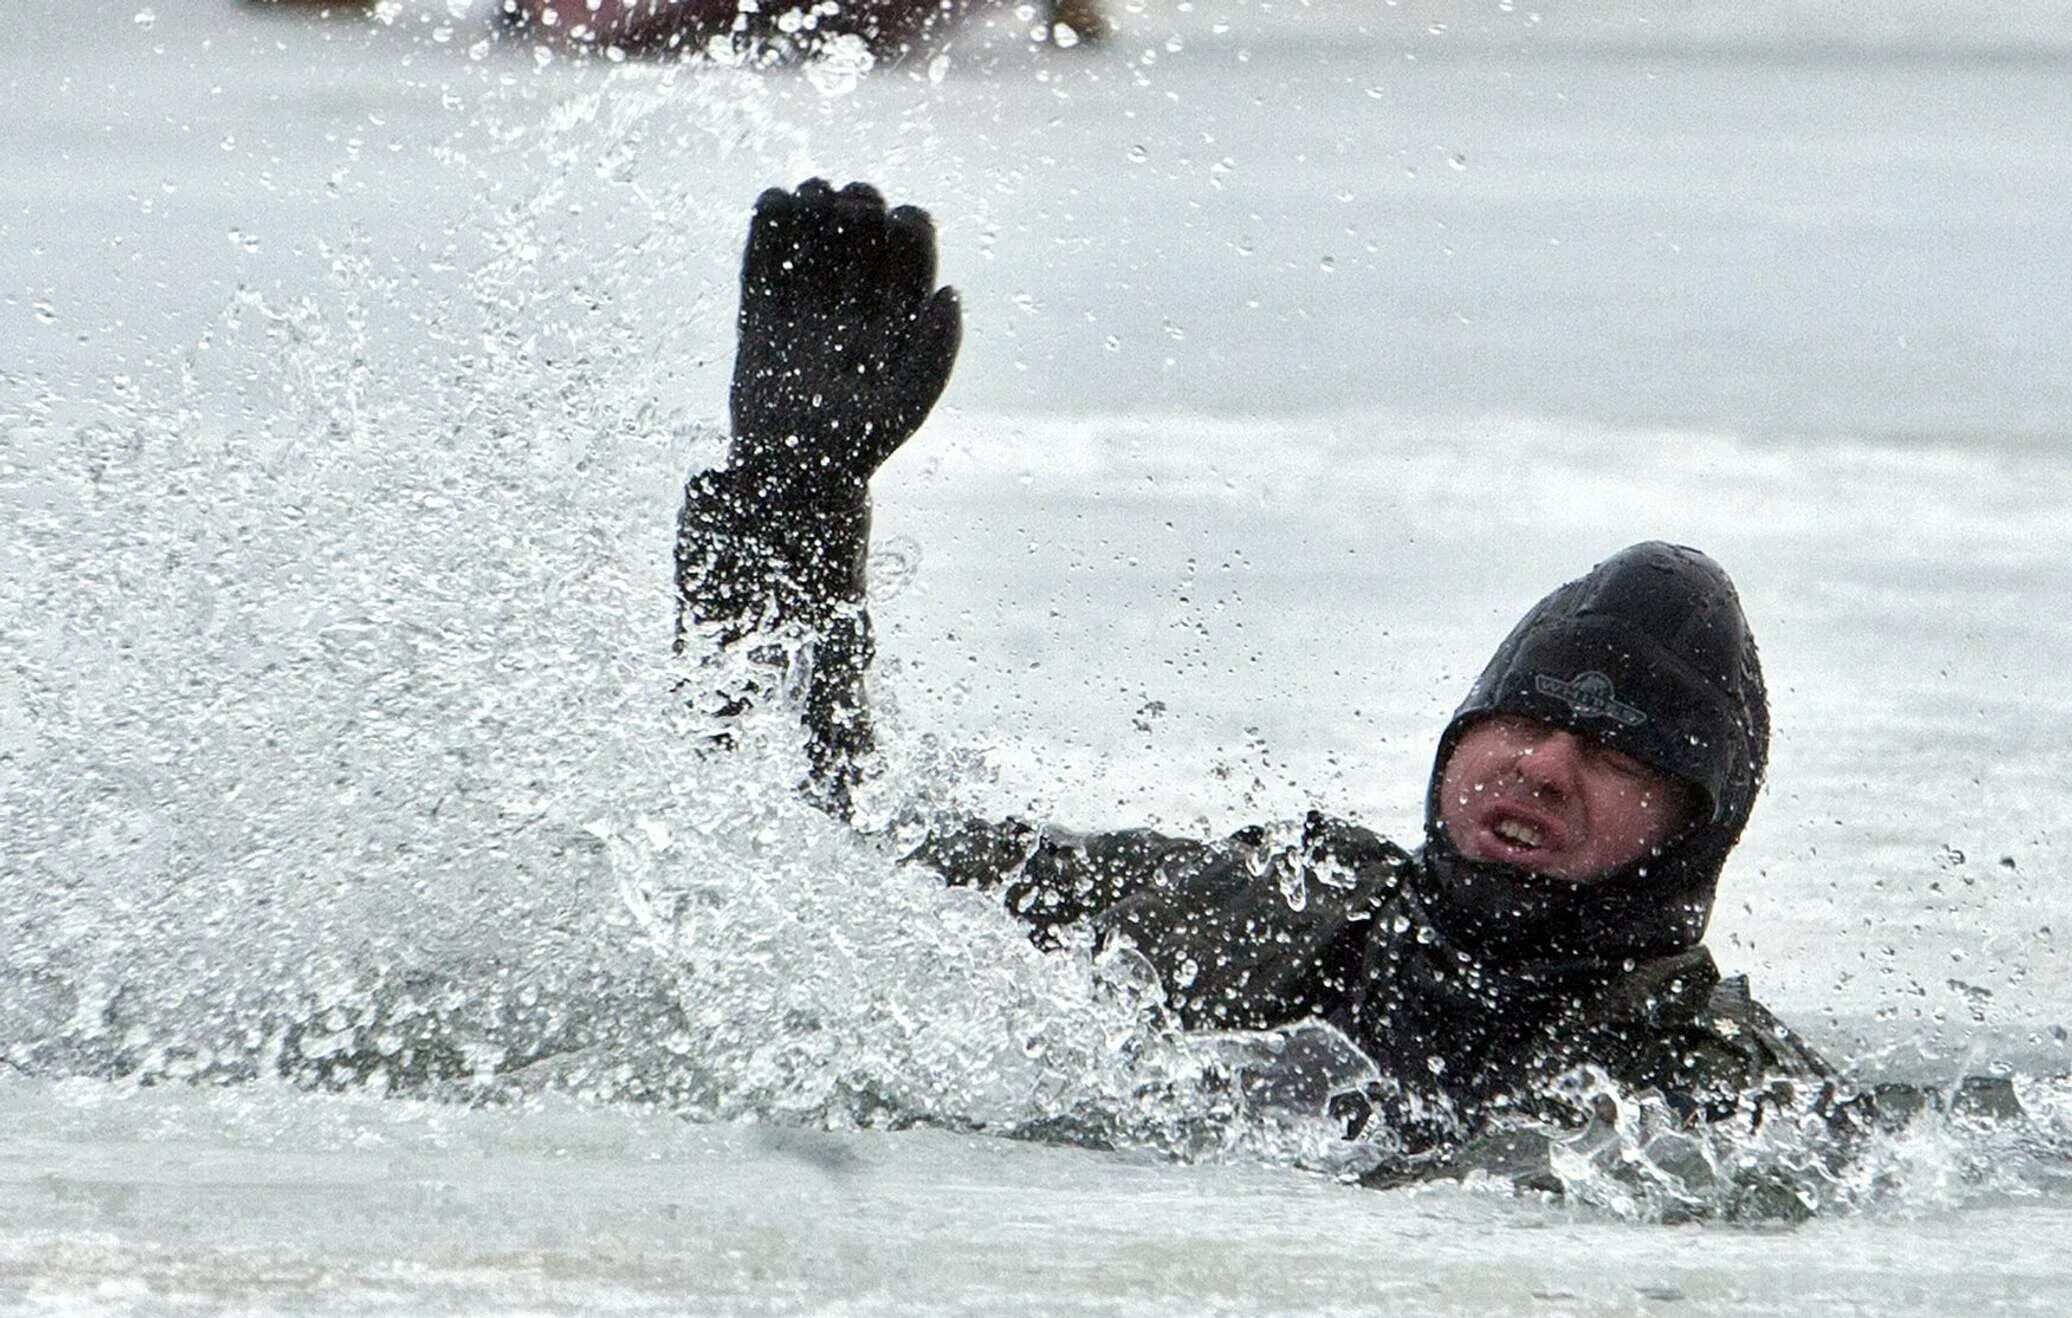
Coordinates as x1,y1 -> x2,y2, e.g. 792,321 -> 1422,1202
1468,800 -> 1570,861
1491,817 -> 1545,849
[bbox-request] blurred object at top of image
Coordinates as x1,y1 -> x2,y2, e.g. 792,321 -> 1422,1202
240,0 -> 379,10
490,0 -> 1108,60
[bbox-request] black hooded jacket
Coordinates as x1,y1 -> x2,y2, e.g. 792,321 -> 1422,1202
675,480 -> 1833,1141
1417,541 -> 1767,970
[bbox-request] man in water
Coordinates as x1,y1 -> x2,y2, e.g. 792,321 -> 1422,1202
675,179 -> 1835,1158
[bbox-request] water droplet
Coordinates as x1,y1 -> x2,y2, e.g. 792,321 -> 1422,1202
928,53 -> 950,83
1448,153 -> 1468,171
805,34 -> 875,97
132,8 -> 156,28
1127,144 -> 1148,164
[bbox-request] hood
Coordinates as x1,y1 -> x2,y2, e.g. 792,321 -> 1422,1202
1416,541 -> 1769,967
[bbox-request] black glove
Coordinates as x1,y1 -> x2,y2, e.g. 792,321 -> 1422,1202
729,178 -> 962,500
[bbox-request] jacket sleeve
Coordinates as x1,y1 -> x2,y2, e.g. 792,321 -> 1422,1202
673,465 -> 877,815
911,812 -> 1397,1035
906,816 -> 1217,950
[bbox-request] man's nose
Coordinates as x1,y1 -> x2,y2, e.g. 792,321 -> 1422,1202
1516,728 -> 1586,794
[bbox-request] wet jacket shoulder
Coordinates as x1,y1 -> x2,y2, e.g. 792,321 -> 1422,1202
1562,948 -> 1835,1109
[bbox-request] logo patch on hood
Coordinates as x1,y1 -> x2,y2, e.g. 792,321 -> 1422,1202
1534,670 -> 1648,727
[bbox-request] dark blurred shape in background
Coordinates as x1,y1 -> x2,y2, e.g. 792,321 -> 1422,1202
241,0 -> 379,10
491,0 -> 1107,60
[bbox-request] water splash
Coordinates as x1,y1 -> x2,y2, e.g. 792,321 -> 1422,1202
0,49 -> 1259,1166
1401,1069 -> 2072,1224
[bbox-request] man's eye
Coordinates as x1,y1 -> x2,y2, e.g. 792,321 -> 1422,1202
1596,750 -> 1649,779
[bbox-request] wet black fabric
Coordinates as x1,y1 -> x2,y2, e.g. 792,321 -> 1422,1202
674,467 -> 878,813
673,178 -> 960,816
1416,541 -> 1771,969
728,180 -> 962,502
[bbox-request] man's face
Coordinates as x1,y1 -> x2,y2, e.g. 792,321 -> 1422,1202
1436,715 -> 1695,881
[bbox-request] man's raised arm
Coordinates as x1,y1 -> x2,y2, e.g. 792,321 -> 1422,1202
675,181 -> 1214,950
674,179 -> 961,817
